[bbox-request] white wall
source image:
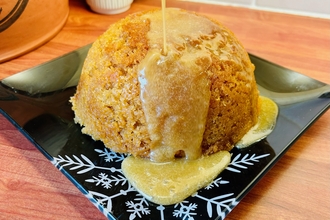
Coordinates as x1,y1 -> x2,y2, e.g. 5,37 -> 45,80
185,0 -> 330,18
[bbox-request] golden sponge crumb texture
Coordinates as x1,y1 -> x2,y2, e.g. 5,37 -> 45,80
70,9 -> 259,158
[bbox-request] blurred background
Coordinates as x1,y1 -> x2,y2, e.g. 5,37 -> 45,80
185,0 -> 330,18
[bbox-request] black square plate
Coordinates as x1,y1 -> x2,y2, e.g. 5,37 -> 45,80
1,44 -> 329,220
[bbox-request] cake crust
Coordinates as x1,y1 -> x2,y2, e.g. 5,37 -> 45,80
70,9 -> 259,159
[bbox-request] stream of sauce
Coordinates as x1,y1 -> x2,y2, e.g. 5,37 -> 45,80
161,0 -> 167,55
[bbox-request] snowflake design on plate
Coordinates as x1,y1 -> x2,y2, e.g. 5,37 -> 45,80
126,196 -> 151,220
173,201 -> 198,219
226,153 -> 270,173
51,147 -> 270,220
85,172 -> 127,189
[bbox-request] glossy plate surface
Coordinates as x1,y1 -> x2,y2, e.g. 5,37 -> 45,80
1,44 -> 329,220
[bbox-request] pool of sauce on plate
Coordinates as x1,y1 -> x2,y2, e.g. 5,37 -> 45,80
236,96 -> 278,148
122,150 -> 231,205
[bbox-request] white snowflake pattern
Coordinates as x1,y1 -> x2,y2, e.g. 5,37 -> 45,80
126,196 -> 151,220
205,177 -> 229,190
226,153 -> 270,173
85,172 -> 128,189
52,154 -> 121,174
94,148 -> 126,162
88,184 -> 136,213
157,205 -> 166,220
193,192 -> 238,218
173,201 -> 198,220
52,147 -> 270,219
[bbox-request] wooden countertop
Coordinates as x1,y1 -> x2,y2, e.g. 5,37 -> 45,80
0,0 -> 329,219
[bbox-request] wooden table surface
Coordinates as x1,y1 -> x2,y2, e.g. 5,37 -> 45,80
0,0 -> 329,219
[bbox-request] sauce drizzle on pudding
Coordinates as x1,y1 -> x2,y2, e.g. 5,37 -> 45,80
138,8 -> 238,162
138,8 -> 220,162
138,49 -> 211,162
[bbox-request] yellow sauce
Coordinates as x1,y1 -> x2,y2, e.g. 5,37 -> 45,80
122,3 -> 279,206
122,151 -> 231,205
161,0 -> 167,55
138,49 -> 211,162
122,96 -> 278,205
138,8 -> 247,162
235,96 -> 278,148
